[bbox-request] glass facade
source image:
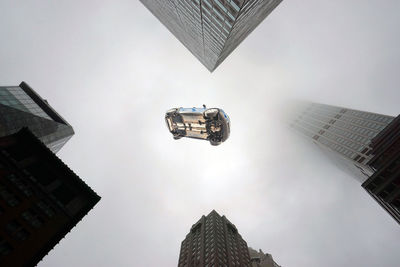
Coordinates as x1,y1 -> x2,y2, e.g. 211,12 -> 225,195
140,0 -> 282,71
0,83 -> 74,153
291,103 -> 394,182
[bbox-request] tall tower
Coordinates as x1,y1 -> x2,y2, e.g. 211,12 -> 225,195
140,0 -> 282,72
0,128 -> 100,266
0,82 -> 74,153
291,102 -> 400,224
178,210 -> 251,266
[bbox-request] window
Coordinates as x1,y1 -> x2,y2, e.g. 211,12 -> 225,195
229,0 -> 240,12
22,209 -> 44,229
25,163 -> 54,186
5,144 -> 32,161
6,174 -> 33,197
5,220 -> 30,241
0,183 -> 20,207
215,0 -> 227,12
36,200 -> 56,218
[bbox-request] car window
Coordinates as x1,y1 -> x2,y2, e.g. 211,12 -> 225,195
180,107 -> 205,113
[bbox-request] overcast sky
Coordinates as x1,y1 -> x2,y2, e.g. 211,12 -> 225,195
1,0 -> 400,266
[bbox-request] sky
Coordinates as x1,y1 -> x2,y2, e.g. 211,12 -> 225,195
1,0 -> 400,266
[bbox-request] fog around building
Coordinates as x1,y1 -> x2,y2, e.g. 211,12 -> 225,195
0,0 -> 400,266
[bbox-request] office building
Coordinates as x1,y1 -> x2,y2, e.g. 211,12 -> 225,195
140,0 -> 282,71
362,115 -> 400,224
0,82 -> 74,153
178,210 -> 251,266
248,247 -> 280,267
291,102 -> 400,224
0,128 -> 100,266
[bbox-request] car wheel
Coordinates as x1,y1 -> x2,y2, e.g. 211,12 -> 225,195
166,108 -> 178,116
204,108 -> 219,119
173,135 -> 182,140
210,139 -> 221,146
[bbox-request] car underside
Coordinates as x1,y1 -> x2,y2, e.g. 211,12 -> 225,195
165,107 -> 230,146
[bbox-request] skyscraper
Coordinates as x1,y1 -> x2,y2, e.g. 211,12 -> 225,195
0,128 -> 100,266
248,247 -> 280,267
362,115 -> 400,225
178,210 -> 251,266
291,102 -> 400,224
0,82 -> 74,153
140,0 -> 282,72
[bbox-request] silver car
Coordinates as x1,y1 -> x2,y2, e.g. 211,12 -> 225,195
165,105 -> 230,146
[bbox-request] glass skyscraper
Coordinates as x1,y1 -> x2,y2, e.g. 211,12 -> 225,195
140,0 -> 282,71
291,102 -> 400,224
291,102 -> 394,181
0,82 -> 74,153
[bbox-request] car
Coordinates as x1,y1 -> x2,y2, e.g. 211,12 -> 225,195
165,105 -> 230,146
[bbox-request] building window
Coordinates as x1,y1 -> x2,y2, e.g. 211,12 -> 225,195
0,183 -> 20,207
21,209 -> 44,229
25,163 -> 54,186
36,200 -> 56,218
5,220 -> 30,241
6,174 -> 33,197
5,144 -> 32,162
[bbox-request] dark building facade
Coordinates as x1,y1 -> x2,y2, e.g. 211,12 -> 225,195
291,102 -> 400,224
362,115 -> 400,224
140,0 -> 282,72
178,210 -> 251,267
0,128 -> 100,267
0,82 -> 74,153
248,247 -> 280,267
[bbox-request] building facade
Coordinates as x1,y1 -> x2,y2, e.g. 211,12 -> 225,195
0,128 -> 100,266
140,0 -> 282,72
0,82 -> 74,153
178,210 -> 251,266
291,102 -> 400,224
248,247 -> 280,267
291,102 -> 394,182
362,115 -> 400,224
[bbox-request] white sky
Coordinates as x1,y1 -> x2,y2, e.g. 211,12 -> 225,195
1,0 -> 400,266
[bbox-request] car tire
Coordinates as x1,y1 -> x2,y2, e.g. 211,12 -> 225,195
166,108 -> 178,117
210,140 -> 221,146
204,108 -> 219,119
173,135 -> 182,140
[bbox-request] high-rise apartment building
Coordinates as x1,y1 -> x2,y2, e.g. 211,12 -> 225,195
140,0 -> 282,71
0,128 -> 100,266
248,247 -> 280,267
178,210 -> 251,266
291,102 -> 400,224
0,82 -> 74,153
